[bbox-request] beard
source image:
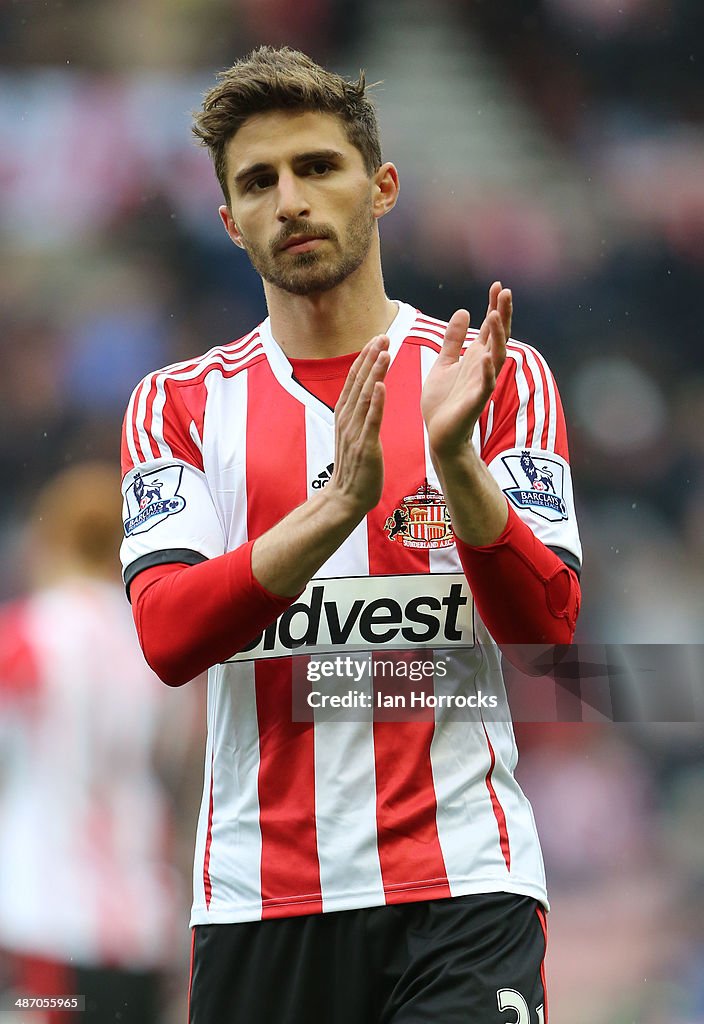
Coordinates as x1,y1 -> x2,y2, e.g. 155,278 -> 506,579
238,194 -> 376,297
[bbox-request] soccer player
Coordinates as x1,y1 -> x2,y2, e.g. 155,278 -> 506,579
0,463 -> 198,1024
120,46 -> 582,1024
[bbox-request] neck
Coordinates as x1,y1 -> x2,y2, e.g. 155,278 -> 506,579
263,239 -> 398,359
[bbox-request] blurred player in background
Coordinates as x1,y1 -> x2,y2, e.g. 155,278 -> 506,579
121,47 -> 582,1023
0,463 -> 201,1024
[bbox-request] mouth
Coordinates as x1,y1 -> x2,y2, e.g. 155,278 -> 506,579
278,235 -> 328,255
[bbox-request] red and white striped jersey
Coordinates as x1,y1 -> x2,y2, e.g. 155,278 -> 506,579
120,301 -> 581,925
0,580 -> 194,967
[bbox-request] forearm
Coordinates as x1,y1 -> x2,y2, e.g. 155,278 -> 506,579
131,543 -> 294,686
251,487 -> 364,596
454,505 -> 581,644
432,446 -> 508,546
131,489 -> 365,684
433,448 -> 580,644
127,334 -> 389,684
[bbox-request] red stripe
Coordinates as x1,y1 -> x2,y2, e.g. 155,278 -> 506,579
413,315 -> 483,340
536,905 -> 549,1022
550,373 -> 570,460
129,388 -> 143,468
186,927 -> 196,1024
246,360 -> 322,918
528,347 -> 552,451
480,354 -> 522,464
521,352 -> 537,449
407,334 -> 442,353
0,603 -> 43,699
148,350 -> 266,465
134,333 -> 264,463
482,724 -> 511,871
141,374 -> 160,460
17,952 -> 74,1024
412,324 -> 445,341
368,342 -> 450,903
134,377 -> 153,460
160,378 -> 208,471
126,377 -> 156,465
121,411 -> 136,474
202,750 -> 215,908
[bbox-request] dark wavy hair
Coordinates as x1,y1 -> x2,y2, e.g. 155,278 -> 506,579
192,46 -> 382,205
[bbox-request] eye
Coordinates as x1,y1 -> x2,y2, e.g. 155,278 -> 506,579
246,175 -> 275,192
308,161 -> 332,176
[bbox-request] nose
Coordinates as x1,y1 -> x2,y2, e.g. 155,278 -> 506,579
275,171 -> 310,223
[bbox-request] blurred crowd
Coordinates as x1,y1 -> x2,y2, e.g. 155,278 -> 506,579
1,0 -> 702,1021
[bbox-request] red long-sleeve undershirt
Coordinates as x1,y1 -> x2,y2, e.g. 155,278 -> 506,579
129,356 -> 580,686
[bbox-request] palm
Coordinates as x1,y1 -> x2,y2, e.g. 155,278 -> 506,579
421,284 -> 511,458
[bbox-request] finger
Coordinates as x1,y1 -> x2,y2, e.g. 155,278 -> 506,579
497,287 -> 512,340
335,338 -> 375,410
439,309 -> 470,364
337,336 -> 388,415
485,281 -> 502,319
481,350 -> 497,400
343,347 -> 390,439
358,380 -> 386,447
487,308 -> 507,375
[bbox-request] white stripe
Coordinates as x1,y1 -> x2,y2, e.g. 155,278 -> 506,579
191,693 -> 215,915
409,325 -> 484,356
129,330 -> 262,466
533,346 -> 557,451
149,376 -> 173,460
203,661 -> 264,918
150,340 -> 264,461
484,400 -> 495,447
312,658 -> 385,912
505,348 -> 530,448
415,313 -> 449,329
302,406 -> 384,909
429,646 -> 511,893
135,372 -> 158,462
203,370 -> 250,549
414,312 -> 481,336
303,403 -> 371,583
523,348 -> 546,449
408,327 -> 445,346
508,341 -> 557,452
420,347 -> 464,576
124,383 -> 141,470
189,419 -> 203,454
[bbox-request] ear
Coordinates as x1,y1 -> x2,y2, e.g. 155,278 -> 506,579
219,205 -> 246,249
372,162 -> 400,220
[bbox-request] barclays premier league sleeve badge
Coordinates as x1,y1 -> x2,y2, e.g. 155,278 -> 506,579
501,451 -> 568,522
123,466 -> 187,536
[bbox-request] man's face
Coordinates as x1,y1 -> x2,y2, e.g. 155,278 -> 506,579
220,111 -> 381,296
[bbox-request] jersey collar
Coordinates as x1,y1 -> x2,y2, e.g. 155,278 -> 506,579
258,301 -> 418,424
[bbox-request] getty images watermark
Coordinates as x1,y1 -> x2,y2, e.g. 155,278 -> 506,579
291,645 -> 704,723
305,655 -> 498,712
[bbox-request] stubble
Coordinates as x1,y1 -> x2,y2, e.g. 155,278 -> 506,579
239,193 -> 376,297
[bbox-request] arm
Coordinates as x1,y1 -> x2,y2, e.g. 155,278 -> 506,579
251,335 -> 389,595
129,336 -> 391,684
421,284 -> 581,644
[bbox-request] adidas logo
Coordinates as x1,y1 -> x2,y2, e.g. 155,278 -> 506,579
311,463 -> 334,489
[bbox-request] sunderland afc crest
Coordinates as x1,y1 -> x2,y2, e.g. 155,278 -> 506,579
384,481 -> 454,549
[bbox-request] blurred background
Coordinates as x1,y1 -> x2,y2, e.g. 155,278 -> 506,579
0,0 -> 702,1020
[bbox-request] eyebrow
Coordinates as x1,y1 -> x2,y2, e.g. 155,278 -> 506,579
233,150 -> 345,189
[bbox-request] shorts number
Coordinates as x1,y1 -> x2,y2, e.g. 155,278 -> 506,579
497,988 -> 545,1023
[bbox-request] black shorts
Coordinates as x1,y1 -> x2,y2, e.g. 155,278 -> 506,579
188,892 -> 548,1024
